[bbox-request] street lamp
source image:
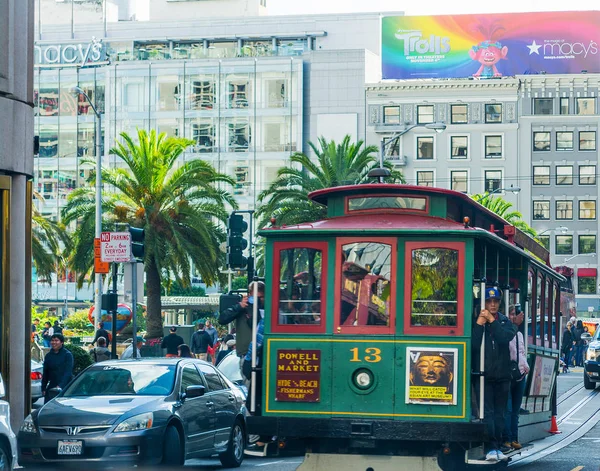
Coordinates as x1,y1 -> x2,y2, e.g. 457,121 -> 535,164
474,185 -> 521,202
70,86 -> 103,328
538,226 -> 569,236
379,122 -> 447,168
565,252 -> 596,263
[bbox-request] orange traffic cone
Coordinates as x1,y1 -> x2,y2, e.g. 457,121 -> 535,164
548,415 -> 561,434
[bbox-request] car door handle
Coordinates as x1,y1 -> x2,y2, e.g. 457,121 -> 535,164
228,395 -> 235,402
205,401 -> 214,407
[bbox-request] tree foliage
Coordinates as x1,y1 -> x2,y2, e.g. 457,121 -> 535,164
62,129 -> 236,338
32,191 -> 71,284
470,192 -> 536,237
256,135 -> 404,228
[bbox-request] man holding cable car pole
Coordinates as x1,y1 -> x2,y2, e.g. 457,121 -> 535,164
472,287 -> 517,462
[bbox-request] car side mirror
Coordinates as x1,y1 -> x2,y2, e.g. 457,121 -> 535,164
185,385 -> 205,399
581,333 -> 593,341
46,387 -> 61,401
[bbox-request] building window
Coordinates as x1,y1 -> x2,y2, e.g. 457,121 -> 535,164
578,277 -> 596,295
533,98 -> 553,115
485,104 -> 502,123
533,166 -> 550,185
576,98 -> 595,115
556,166 -> 573,185
538,235 -> 550,250
450,136 -> 468,159
485,135 -> 502,158
382,137 -> 400,158
533,201 -> 550,220
555,235 -> 573,255
191,120 -> 215,152
579,165 -> 596,185
416,171 -> 434,187
533,132 -> 550,151
556,131 -> 574,151
451,170 -> 468,192
579,131 -> 596,151
451,104 -> 468,124
579,235 -> 596,254
227,120 -> 251,152
560,97 -> 570,115
556,200 -> 573,220
383,106 -> 400,124
416,136 -> 434,159
579,200 -> 596,220
227,80 -> 250,108
417,105 -> 434,124
484,170 -> 502,192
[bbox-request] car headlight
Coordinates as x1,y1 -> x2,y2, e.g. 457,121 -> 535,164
20,415 -> 37,434
113,412 -> 153,433
587,348 -> 599,361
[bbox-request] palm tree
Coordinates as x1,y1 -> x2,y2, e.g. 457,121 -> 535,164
32,191 -> 71,284
62,129 -> 237,338
256,135 -> 404,227
471,192 -> 536,237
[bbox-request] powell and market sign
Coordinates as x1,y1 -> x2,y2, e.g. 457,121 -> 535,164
34,40 -> 108,68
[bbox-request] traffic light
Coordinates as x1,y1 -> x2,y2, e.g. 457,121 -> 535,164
227,213 -> 248,269
129,226 -> 145,260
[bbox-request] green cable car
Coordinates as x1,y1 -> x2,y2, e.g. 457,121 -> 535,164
246,183 -> 564,470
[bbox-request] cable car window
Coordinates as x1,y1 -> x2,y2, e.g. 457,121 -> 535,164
347,196 -> 427,213
339,242 -> 392,327
410,248 -> 458,327
536,273 -> 543,343
278,248 -> 322,326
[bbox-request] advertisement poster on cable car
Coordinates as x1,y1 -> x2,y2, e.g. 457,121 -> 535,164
406,347 -> 457,405
529,354 -> 557,397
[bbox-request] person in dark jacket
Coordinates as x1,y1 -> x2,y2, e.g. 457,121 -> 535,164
41,334 -> 74,403
53,321 -> 63,335
190,323 -> 213,360
573,320 -> 585,367
472,287 -> 517,463
161,326 -> 185,358
218,281 -> 264,358
92,322 -> 111,346
561,322 -> 574,371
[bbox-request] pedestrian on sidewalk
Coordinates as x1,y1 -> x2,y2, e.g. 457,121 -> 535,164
161,326 -> 184,358
41,334 -> 73,403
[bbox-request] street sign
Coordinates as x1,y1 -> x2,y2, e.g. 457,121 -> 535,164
100,232 -> 131,263
94,238 -> 110,274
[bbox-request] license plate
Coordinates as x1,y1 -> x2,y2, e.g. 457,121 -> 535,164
57,440 -> 83,455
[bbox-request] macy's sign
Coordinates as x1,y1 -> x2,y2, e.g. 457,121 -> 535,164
34,40 -> 107,67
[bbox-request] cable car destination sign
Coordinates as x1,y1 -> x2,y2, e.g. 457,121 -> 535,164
100,232 -> 131,263
275,349 -> 321,402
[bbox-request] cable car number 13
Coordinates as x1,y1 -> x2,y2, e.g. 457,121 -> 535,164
350,347 -> 382,363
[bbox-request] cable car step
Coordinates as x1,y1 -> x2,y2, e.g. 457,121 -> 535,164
466,444 -> 533,464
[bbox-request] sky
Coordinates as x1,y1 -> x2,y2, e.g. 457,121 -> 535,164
267,0 -> 598,16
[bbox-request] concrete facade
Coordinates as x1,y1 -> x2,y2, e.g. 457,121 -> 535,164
366,75 -> 600,314
33,1 -> 399,300
1,0 -> 35,428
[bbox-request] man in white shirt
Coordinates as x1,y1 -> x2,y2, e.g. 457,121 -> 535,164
121,336 -> 145,360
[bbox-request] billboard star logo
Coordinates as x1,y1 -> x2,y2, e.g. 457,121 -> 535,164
527,40 -> 542,55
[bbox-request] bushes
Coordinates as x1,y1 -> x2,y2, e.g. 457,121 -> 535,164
64,343 -> 93,375
64,309 -> 93,331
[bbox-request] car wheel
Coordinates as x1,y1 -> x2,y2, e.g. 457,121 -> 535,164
161,425 -> 183,466
584,370 -> 597,390
219,419 -> 245,468
0,440 -> 11,471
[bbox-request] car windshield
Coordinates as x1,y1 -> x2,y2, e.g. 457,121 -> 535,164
63,364 -> 176,397
218,353 -> 244,384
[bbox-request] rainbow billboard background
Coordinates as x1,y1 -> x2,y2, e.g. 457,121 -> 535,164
382,11 -> 600,80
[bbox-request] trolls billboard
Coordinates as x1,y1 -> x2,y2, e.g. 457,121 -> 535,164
382,11 -> 600,80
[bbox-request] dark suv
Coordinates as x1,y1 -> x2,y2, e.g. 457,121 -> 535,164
583,326 -> 600,389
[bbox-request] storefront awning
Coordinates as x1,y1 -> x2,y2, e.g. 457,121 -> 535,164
577,268 -> 597,277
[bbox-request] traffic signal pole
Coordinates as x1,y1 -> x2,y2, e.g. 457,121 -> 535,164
111,263 -> 118,359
